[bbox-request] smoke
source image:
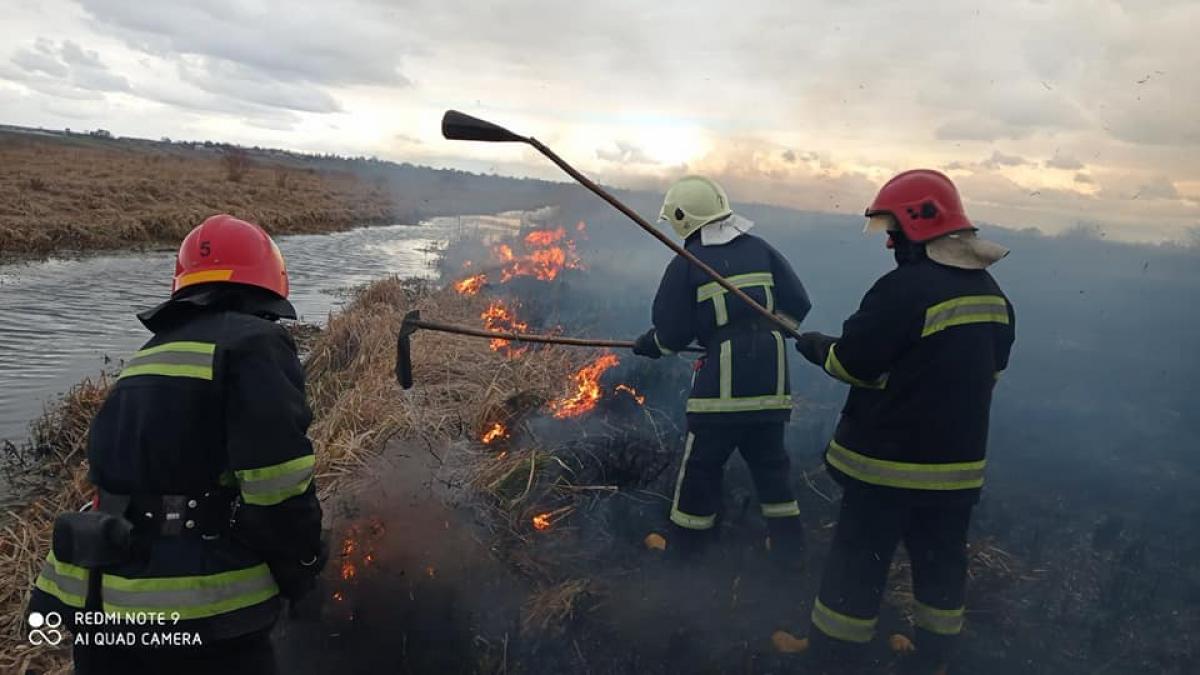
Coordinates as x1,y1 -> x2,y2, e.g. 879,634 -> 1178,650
285,196 -> 1199,673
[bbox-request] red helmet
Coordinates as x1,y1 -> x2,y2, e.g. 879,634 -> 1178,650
865,170 -> 973,243
172,215 -> 288,298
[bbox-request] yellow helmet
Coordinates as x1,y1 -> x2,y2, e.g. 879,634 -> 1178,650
660,175 -> 733,239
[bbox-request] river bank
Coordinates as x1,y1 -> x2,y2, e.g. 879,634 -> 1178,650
0,130 -> 395,263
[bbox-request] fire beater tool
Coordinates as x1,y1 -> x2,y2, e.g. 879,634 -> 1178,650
395,310 -> 702,389
440,110 -> 804,341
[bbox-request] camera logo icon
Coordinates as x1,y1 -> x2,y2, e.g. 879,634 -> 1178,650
27,611 -> 64,646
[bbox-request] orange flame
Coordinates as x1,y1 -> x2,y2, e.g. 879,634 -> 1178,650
337,518 -> 384,585
454,273 -> 487,296
524,226 -> 566,247
491,226 -> 584,282
494,243 -> 515,262
615,384 -> 646,405
482,422 -> 509,445
340,534 -> 357,580
532,512 -> 553,531
549,353 -> 621,419
481,300 -> 529,357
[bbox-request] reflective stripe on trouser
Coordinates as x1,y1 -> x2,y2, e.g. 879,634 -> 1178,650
922,295 -> 1009,338
671,423 -> 796,530
914,601 -> 965,635
813,489 -> 971,660
812,598 -> 877,643
235,454 -> 316,506
826,440 -> 985,491
101,563 -> 279,620
671,433 -> 715,529
118,341 -> 216,381
34,550 -> 90,608
761,501 -> 801,518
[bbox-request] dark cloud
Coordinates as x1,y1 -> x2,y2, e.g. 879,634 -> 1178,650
11,46 -> 69,79
1046,154 -> 1085,170
981,150 -> 1032,169
79,0 -> 410,89
936,117 -> 1033,142
781,149 -> 796,163
1136,176 -> 1181,200
596,140 -> 658,165
135,80 -> 303,129
5,39 -> 130,94
179,60 -> 341,113
1097,174 -> 1180,201
60,41 -> 104,69
1074,173 -> 1094,184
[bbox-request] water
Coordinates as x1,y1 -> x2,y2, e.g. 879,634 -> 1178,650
0,213 -> 525,445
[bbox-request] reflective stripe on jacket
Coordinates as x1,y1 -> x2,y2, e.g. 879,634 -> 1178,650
813,257 -> 1015,503
651,232 -> 811,425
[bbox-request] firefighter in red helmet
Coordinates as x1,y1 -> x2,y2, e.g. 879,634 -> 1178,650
774,170 -> 1015,674
29,215 -> 325,675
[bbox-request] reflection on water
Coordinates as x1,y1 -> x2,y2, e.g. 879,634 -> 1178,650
0,214 -> 524,444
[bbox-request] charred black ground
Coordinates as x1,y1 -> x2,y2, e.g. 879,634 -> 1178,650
271,204 -> 1200,674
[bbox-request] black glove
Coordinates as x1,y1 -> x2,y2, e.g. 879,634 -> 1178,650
270,537 -> 329,601
795,332 -> 834,366
632,329 -> 663,359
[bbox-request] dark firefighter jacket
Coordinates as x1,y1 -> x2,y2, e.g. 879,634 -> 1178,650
646,232 -> 811,425
29,284 -> 323,642
807,255 -> 1015,504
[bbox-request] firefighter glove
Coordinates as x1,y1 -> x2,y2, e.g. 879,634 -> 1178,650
633,330 -> 664,359
795,332 -> 835,366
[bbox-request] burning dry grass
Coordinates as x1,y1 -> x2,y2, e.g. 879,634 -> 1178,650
0,133 -> 395,261
304,278 -> 581,495
0,242 -> 662,669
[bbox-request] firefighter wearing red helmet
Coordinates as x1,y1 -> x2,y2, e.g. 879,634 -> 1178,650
28,215 -> 324,675
778,170 -> 1015,674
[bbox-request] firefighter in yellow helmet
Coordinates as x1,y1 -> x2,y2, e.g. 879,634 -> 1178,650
633,175 -> 813,562
28,215 -> 325,674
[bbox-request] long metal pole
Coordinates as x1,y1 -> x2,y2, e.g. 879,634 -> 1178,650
408,317 -> 705,353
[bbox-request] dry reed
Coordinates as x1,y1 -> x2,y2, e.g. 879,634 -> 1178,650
0,275 -> 607,669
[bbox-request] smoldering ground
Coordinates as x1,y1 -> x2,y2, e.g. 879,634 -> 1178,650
277,195 -> 1200,674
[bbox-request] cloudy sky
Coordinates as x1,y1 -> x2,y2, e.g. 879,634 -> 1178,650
2,0 -> 1197,242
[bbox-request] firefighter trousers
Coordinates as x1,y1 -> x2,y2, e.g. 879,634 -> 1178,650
810,489 -> 972,666
669,422 -> 803,556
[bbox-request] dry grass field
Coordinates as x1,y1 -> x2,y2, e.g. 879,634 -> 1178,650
0,131 -> 395,262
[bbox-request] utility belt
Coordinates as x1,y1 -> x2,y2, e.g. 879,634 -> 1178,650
703,316 -> 779,353
51,488 -> 237,571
